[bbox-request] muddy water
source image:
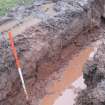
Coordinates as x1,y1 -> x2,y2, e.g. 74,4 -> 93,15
40,47 -> 93,105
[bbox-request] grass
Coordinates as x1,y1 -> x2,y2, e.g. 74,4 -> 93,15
0,0 -> 33,16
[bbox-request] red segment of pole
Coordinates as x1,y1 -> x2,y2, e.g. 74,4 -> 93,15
8,32 -> 20,68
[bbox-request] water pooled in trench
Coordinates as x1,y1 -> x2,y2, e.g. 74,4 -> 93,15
40,47 -> 93,105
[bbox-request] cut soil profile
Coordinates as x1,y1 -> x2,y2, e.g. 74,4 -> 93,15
0,0 -> 105,105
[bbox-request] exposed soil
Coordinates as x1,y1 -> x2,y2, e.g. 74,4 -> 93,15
0,23 -> 103,105
40,47 -> 93,105
74,25 -> 105,105
0,0 -> 105,105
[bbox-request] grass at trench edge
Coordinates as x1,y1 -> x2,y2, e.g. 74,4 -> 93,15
0,0 -> 33,16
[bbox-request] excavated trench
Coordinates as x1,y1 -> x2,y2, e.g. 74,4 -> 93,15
0,0 -> 105,105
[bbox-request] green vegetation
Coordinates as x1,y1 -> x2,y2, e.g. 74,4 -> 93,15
0,0 -> 33,16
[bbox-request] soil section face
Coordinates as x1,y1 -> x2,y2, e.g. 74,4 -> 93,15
0,0 -> 105,105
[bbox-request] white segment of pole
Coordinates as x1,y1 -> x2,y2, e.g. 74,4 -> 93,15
18,68 -> 29,100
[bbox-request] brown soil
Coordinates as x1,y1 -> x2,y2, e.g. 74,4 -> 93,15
0,0 -> 105,104
40,47 -> 93,105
